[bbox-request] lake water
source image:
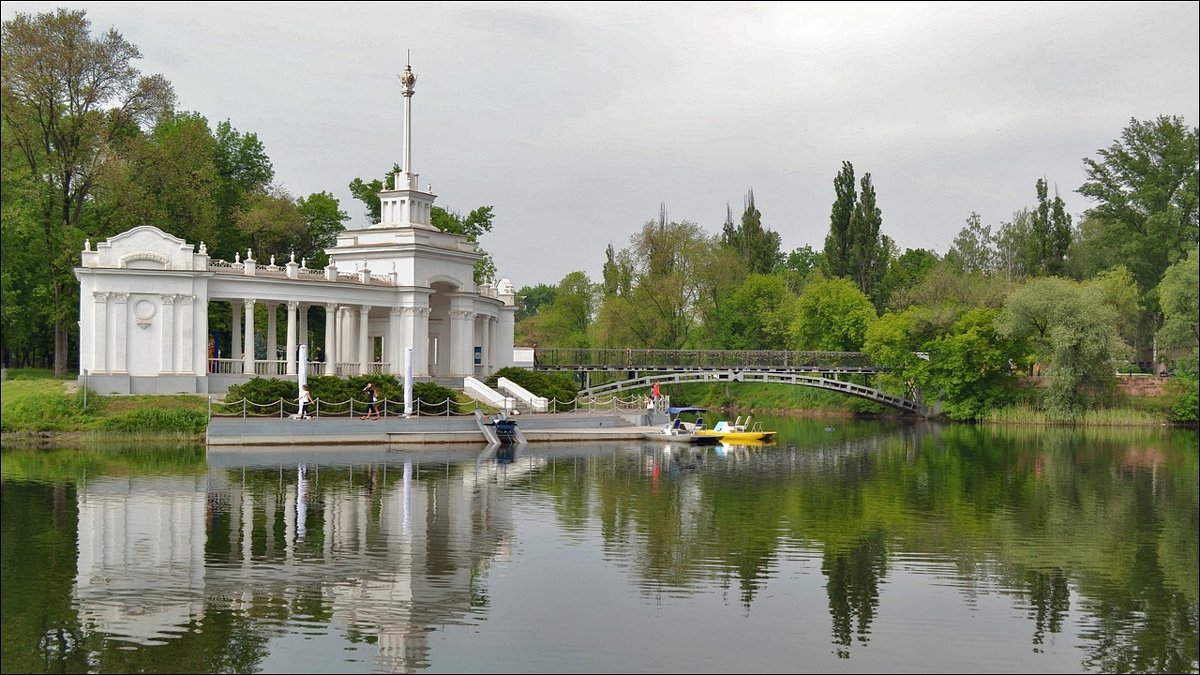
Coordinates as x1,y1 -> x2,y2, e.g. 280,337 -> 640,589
2,418 -> 1196,673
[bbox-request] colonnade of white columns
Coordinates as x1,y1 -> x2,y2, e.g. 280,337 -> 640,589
212,297 -> 503,380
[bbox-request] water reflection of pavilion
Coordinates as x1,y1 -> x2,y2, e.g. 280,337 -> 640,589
73,450 -> 542,671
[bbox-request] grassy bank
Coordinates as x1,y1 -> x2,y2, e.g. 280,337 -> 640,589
980,403 -> 1168,426
0,378 -> 208,439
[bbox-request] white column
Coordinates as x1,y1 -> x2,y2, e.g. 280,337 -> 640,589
324,303 -> 337,376
180,295 -> 195,374
93,292 -> 109,373
113,293 -> 129,373
482,316 -> 492,374
299,304 -> 309,344
414,307 -> 430,377
231,301 -> 242,361
497,307 -> 515,369
450,310 -> 475,376
400,307 -> 418,376
286,301 -> 298,376
160,294 -> 176,374
338,307 -> 351,364
243,299 -> 256,375
266,302 -> 278,372
358,305 -> 371,374
389,306 -> 403,375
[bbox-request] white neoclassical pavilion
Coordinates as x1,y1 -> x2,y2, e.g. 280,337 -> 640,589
74,64 -> 517,394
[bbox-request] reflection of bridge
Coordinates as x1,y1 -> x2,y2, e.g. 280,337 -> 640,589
533,348 -> 932,417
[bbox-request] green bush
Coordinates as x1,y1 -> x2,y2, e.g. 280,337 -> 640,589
223,375 -> 465,416
486,367 -> 579,403
1168,376 -> 1199,423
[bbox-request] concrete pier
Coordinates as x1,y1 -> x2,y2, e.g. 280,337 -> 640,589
206,412 -> 660,447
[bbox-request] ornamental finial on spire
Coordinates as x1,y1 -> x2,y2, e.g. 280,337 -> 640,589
400,56 -> 416,97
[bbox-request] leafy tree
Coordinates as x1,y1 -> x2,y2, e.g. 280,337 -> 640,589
529,271 -> 595,348
923,308 -> 1019,420
1077,115 -> 1199,295
2,8 -> 175,375
996,277 -> 1127,416
601,242 -> 633,297
0,129 -> 51,367
91,111 -> 222,242
212,119 -> 274,253
294,191 -> 349,268
1085,265 -> 1142,353
1029,178 -> 1072,276
880,247 -> 938,305
592,207 -> 713,349
995,208 -> 1032,280
718,274 -> 796,350
1156,247 -> 1199,372
822,161 -> 856,278
690,244 -> 746,348
944,212 -> 995,275
515,283 -> 558,322
888,261 -> 1012,327
780,244 -> 822,293
721,189 -> 782,275
790,274 -> 877,351
862,309 -> 923,395
233,188 -> 308,261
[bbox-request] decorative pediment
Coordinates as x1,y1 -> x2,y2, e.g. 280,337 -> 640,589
120,252 -> 171,269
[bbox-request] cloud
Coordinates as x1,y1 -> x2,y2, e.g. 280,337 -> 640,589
4,1 -> 1197,287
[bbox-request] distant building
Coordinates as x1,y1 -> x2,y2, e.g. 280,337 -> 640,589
74,64 -> 516,394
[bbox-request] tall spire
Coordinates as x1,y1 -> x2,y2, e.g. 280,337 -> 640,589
373,56 -> 436,230
399,55 -> 417,177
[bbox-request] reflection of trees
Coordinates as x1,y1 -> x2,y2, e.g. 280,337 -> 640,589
1022,568 -> 1070,650
822,529 -> 887,658
4,425 -> 1198,672
515,424 -> 1197,669
1,482 -> 88,672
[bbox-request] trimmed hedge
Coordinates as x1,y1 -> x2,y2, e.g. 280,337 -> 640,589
224,375 -> 464,415
485,367 -> 579,403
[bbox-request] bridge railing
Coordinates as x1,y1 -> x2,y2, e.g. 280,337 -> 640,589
534,348 -> 874,370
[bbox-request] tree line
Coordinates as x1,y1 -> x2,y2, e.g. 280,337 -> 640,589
516,117 -> 1198,421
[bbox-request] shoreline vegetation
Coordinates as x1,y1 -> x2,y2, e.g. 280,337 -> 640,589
1,372 -> 1192,447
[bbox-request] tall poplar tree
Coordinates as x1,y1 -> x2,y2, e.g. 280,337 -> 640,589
1029,178 -> 1072,276
850,172 -> 886,305
721,189 -> 782,274
822,161 -> 856,278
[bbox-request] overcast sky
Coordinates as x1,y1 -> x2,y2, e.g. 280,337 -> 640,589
5,2 -> 1198,288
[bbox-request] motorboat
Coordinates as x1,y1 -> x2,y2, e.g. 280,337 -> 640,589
694,415 -> 776,443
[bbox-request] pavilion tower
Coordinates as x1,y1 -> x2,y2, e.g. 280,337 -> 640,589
373,60 -> 437,230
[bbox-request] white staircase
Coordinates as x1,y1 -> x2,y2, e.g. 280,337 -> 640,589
498,377 -> 549,412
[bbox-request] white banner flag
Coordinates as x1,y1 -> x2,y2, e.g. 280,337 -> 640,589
404,346 -> 414,416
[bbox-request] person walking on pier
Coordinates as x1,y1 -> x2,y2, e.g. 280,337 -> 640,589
297,384 -> 313,420
361,383 -> 381,420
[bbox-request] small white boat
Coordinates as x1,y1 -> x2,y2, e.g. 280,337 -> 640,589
644,406 -> 720,445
